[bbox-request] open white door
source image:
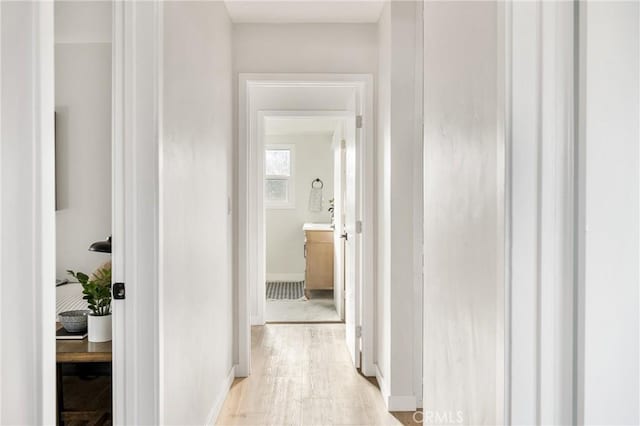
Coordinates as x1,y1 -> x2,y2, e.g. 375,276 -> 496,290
332,127 -> 346,320
343,117 -> 360,368
112,2 -> 161,423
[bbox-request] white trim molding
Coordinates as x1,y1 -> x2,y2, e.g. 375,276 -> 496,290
112,1 -> 162,424
0,1 -> 56,423
376,366 -> 417,412
0,2 -> 56,424
205,366 -> 236,426
412,0 -> 425,409
237,74 -> 375,378
506,1 -> 576,424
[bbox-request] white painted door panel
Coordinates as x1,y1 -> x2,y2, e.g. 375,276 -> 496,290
344,117 -> 360,368
333,138 -> 346,320
112,2 -> 161,423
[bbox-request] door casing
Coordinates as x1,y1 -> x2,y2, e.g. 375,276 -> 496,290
237,74 -> 375,377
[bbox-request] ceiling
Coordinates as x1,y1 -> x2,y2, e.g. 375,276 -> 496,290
223,0 -> 385,24
264,117 -> 342,136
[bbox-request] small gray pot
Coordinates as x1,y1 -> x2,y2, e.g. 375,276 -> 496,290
59,310 -> 90,333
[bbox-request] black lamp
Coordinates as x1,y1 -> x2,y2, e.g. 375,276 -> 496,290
88,236 -> 112,254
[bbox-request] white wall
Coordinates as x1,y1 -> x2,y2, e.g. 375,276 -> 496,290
233,23 -> 377,74
54,2 -> 112,278
0,2 -> 56,424
233,23 -> 376,331
376,0 -> 422,411
55,1 -> 111,44
376,4 -> 391,401
161,2 -> 234,424
265,134 -> 334,280
423,2 -> 502,424
579,2 -> 639,424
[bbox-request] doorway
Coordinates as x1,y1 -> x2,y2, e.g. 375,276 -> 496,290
262,114 -> 347,323
54,2 -> 113,424
238,74 -> 375,376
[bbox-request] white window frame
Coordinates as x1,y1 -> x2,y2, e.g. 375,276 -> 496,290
264,143 -> 296,209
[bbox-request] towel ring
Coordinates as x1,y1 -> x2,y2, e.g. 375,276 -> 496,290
311,178 -> 324,189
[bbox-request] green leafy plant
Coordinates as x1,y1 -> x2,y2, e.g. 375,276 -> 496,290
67,266 -> 112,316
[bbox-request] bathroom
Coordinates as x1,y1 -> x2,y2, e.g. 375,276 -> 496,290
264,116 -> 342,323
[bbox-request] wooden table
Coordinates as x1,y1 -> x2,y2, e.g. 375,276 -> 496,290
56,338 -> 112,363
56,324 -> 112,425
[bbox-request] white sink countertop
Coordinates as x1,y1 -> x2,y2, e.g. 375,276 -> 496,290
302,223 -> 333,231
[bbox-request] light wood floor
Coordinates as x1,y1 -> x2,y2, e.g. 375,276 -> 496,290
266,291 -> 340,322
215,324 -> 420,426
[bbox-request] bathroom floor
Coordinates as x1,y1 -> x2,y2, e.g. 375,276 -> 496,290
266,290 -> 341,323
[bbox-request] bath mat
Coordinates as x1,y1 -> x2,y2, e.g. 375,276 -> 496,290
266,281 -> 305,300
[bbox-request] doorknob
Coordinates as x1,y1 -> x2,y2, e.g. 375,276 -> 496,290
340,233 -> 348,241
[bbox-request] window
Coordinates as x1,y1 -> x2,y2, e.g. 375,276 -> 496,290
265,144 -> 295,208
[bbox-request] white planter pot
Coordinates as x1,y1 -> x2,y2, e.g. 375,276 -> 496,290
88,314 -> 112,342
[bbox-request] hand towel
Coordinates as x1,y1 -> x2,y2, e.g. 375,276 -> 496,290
308,187 -> 323,212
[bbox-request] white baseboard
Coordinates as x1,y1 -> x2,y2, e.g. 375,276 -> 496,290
251,314 -> 264,326
375,365 -> 391,406
375,365 -> 417,412
205,365 -> 236,426
266,273 -> 305,282
234,363 -> 249,378
387,395 -> 417,412
376,364 -> 389,410
361,361 -> 377,377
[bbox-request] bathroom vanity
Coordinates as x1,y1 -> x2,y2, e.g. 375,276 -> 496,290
303,223 -> 334,298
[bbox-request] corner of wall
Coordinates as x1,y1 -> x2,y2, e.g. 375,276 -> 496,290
375,365 -> 417,412
387,395 -> 418,413
206,365 -> 236,426
375,365 -> 391,410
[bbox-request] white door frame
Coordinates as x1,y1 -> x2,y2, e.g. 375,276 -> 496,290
505,1 -> 577,424
0,2 -> 55,423
237,74 -> 375,377
258,110 -> 351,326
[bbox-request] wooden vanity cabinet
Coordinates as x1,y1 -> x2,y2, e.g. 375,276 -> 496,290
304,230 -> 334,298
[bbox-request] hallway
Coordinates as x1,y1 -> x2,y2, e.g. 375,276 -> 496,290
216,324 -> 418,425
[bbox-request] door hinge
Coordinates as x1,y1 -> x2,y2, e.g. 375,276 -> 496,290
356,325 -> 362,338
356,115 -> 363,129
113,282 -> 126,300
356,220 -> 363,234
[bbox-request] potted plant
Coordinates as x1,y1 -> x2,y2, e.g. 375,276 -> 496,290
67,266 -> 112,342
328,198 -> 335,224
